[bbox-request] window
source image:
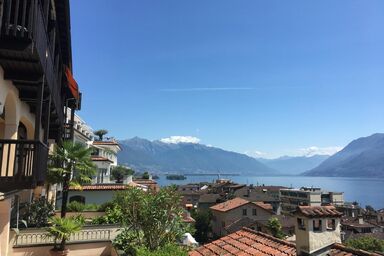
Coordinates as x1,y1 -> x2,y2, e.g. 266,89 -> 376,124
297,218 -> 305,230
243,209 -> 247,216
327,219 -> 336,230
252,208 -> 257,216
313,219 -> 322,232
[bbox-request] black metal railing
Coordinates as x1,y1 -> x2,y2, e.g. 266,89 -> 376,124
0,0 -> 65,124
0,139 -> 48,190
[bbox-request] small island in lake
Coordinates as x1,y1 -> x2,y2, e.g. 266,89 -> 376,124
166,174 -> 187,180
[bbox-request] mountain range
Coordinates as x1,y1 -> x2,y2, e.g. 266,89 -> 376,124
258,155 -> 329,175
303,133 -> 384,177
117,133 -> 384,177
117,137 -> 277,175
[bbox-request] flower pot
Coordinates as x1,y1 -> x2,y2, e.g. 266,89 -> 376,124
49,248 -> 70,256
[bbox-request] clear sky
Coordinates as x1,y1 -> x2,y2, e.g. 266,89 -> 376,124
70,0 -> 384,158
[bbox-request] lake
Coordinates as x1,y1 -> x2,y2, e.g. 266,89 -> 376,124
156,175 -> 384,209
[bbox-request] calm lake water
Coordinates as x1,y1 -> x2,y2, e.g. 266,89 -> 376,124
156,175 -> 384,209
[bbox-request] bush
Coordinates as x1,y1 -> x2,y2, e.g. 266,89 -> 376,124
23,198 -> 55,227
98,201 -> 115,212
91,205 -> 123,224
67,201 -> 86,212
346,236 -> 384,253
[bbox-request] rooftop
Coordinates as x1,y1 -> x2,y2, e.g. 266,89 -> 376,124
189,228 -> 296,256
90,156 -> 114,162
189,228 -> 381,256
210,197 -> 273,213
297,206 -> 343,218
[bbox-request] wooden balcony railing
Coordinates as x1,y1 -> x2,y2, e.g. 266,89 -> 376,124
0,0 -> 65,124
0,140 -> 48,191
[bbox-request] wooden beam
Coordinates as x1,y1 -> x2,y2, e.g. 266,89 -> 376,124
34,82 -> 44,140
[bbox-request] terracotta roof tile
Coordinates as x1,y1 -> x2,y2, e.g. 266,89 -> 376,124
297,205 -> 343,218
210,198 -> 251,212
189,228 -> 296,256
69,184 -> 135,191
189,228 -> 380,256
90,156 -> 113,162
210,197 -> 274,213
92,140 -> 120,146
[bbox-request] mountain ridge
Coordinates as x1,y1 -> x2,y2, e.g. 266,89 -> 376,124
117,137 -> 278,175
303,133 -> 384,177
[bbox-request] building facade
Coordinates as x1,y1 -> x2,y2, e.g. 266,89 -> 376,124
0,0 -> 79,255
280,187 -> 344,214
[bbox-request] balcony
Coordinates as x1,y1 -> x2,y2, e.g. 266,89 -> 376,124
0,139 -> 48,191
0,0 -> 67,127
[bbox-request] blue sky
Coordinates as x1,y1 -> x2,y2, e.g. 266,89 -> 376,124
70,0 -> 384,158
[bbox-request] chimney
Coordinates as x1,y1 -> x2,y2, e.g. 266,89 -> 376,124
123,175 -> 133,184
295,206 -> 342,256
358,215 -> 364,225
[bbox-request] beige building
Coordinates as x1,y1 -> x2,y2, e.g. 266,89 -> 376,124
280,187 -> 344,214
210,197 -> 274,237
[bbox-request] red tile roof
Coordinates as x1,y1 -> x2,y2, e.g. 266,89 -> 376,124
90,156 -> 113,162
189,227 -> 296,256
92,140 -> 120,146
210,197 -> 273,213
297,205 -> 343,218
210,198 -> 250,212
189,228 -> 380,256
69,184 -> 129,191
133,179 -> 158,185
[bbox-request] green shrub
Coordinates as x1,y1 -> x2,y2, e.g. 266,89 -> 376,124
84,203 -> 98,211
67,201 -> 86,212
346,236 -> 384,253
98,201 -> 115,212
23,198 -> 55,227
91,205 -> 123,224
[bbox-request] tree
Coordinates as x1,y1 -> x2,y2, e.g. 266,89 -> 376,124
46,217 -> 83,253
267,217 -> 285,239
93,129 -> 108,141
191,209 -> 212,243
366,205 -> 375,212
112,187 -> 190,252
346,236 -> 384,253
142,171 -> 150,179
48,141 -> 96,217
111,165 -> 134,183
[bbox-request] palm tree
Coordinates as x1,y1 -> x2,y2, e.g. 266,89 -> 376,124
93,129 -> 108,141
49,141 -> 96,217
47,216 -> 83,255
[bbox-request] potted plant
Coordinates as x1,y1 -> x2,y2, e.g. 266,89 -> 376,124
46,217 -> 83,256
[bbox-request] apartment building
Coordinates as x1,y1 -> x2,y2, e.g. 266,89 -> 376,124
210,197 -> 274,237
0,0 -> 79,255
280,187 -> 344,214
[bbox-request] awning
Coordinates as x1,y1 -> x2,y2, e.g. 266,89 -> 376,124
65,66 -> 80,101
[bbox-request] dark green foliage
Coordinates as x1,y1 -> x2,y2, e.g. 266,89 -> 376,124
48,141 -> 96,217
191,209 -> 212,243
365,205 -> 375,212
267,217 -> 285,239
23,198 -> 55,227
111,165 -> 134,183
112,187 -> 191,251
67,201 -> 86,212
94,129 -> 108,141
346,236 -> 384,253
142,171 -> 150,179
91,205 -> 123,225
46,217 -> 83,251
